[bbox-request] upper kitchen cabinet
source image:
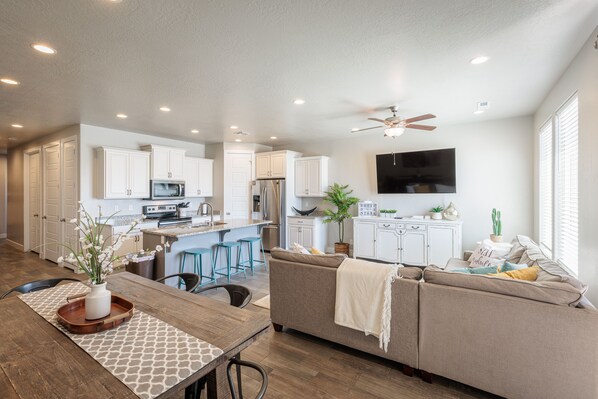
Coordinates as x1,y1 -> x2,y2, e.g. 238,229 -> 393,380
295,156 -> 329,197
184,157 -> 214,197
140,144 -> 186,180
255,150 -> 301,179
95,147 -> 150,199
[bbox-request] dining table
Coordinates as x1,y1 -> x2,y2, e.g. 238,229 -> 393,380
0,272 -> 271,399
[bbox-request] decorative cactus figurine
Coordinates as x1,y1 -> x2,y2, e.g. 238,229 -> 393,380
491,208 -> 502,242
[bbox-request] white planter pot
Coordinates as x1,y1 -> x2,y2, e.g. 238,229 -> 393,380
490,234 -> 503,243
85,282 -> 112,320
431,212 -> 443,220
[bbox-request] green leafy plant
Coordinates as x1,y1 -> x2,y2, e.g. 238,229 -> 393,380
492,208 -> 502,236
322,183 -> 359,243
430,206 -> 444,213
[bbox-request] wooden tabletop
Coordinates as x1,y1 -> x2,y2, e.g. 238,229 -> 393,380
0,272 -> 271,399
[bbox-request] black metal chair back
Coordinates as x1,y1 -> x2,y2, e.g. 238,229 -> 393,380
1,278 -> 80,299
194,284 -> 252,308
155,273 -> 200,293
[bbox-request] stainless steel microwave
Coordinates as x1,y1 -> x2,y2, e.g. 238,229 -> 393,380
147,180 -> 185,200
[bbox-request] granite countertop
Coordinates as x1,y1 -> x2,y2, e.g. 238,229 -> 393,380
141,219 -> 271,238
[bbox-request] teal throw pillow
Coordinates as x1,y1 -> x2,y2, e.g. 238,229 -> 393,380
501,261 -> 528,273
451,265 -> 499,275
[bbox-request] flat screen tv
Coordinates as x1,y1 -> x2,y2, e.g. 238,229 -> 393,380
376,148 -> 456,194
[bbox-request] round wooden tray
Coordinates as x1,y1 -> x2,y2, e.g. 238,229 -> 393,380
56,294 -> 135,334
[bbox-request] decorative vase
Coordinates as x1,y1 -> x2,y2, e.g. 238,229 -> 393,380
443,202 -> 459,221
431,212 -> 443,220
334,242 -> 350,256
490,234 -> 503,243
85,282 -> 112,320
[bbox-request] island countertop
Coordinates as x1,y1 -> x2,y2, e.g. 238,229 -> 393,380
142,218 -> 271,238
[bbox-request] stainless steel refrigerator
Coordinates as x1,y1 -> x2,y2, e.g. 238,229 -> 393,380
256,179 -> 286,251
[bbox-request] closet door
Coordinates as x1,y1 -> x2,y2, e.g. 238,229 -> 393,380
29,152 -> 42,252
61,137 -> 78,258
43,143 -> 61,262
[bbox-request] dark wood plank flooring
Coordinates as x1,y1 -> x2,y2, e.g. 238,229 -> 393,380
0,242 -> 499,399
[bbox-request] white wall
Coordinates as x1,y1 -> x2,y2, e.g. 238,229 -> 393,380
534,27 -> 598,303
79,124 -> 208,218
278,116 -> 534,251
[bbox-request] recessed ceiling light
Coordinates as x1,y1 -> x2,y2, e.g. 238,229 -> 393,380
470,56 -> 489,65
108,0 -> 123,3
11,124 -> 23,128
230,125 -> 238,129
159,106 -> 171,112
32,43 -> 57,54
234,138 -> 242,142
270,136 -> 277,140
1,78 -> 19,85
191,129 -> 199,134
473,110 -> 485,115
293,99 -> 305,105
8,137 -> 17,141
351,128 -> 359,132
116,113 -> 127,119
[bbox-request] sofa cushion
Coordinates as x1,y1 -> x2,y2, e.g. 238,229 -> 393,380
271,247 -> 347,268
423,266 -> 584,306
445,258 -> 471,270
397,267 -> 423,280
500,261 -> 529,273
532,259 -> 588,293
490,265 -> 540,281
506,235 -> 538,263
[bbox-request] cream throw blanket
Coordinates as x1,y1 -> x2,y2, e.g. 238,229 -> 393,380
334,258 -> 399,352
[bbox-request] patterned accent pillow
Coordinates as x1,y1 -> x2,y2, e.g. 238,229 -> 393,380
469,243 -> 509,268
291,242 -> 311,255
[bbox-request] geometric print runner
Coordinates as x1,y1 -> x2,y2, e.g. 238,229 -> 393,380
19,282 -> 223,399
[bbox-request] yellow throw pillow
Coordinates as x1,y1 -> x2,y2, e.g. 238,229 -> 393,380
490,265 -> 540,281
310,247 -> 325,255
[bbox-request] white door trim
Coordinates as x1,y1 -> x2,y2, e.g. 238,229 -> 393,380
23,147 -> 42,254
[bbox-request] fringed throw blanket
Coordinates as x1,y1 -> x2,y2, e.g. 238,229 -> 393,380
334,258 -> 399,352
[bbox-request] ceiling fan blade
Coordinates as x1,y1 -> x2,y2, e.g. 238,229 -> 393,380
351,126 -> 384,133
406,124 -> 437,131
404,114 -> 436,124
367,118 -> 388,124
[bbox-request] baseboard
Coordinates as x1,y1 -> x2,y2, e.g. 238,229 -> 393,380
6,239 -> 24,251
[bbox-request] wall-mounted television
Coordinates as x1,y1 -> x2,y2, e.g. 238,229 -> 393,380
376,148 -> 456,194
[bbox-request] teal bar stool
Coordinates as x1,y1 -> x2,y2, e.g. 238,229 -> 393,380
213,241 -> 245,283
238,237 -> 267,273
179,248 -> 215,289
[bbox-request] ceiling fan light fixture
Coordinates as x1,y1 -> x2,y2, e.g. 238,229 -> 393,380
384,127 -> 405,138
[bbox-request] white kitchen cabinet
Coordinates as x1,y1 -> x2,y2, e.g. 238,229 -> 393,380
287,216 -> 326,251
376,229 -> 400,263
255,151 -> 290,179
96,147 -> 150,199
428,225 -> 460,266
141,145 -> 186,180
354,221 -> 377,259
295,156 -> 329,197
184,157 -> 214,197
353,217 -> 462,266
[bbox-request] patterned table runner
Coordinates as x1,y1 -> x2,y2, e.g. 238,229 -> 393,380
19,282 -> 224,399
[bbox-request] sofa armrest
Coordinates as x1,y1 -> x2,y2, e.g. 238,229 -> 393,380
419,282 -> 598,399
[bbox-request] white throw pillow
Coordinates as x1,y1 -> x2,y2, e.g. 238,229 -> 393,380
291,242 -> 311,255
469,242 -> 509,268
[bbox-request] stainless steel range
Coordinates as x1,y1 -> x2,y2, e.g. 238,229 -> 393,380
142,204 -> 192,227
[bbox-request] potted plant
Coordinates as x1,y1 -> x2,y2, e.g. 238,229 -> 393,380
323,183 -> 359,255
430,206 -> 444,220
388,209 -> 397,218
59,203 -> 165,320
490,208 -> 502,242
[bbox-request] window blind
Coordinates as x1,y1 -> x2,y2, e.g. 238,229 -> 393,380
539,121 -> 553,255
555,95 -> 578,274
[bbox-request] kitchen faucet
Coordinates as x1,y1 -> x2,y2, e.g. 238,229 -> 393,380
197,202 -> 214,226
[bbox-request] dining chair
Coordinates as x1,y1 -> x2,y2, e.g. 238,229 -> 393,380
192,284 -> 268,399
155,273 -> 200,293
1,278 -> 80,299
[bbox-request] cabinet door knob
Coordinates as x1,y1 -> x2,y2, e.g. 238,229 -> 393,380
42,216 -> 47,220
60,218 -> 66,222
198,189 -> 201,195
33,214 -> 39,217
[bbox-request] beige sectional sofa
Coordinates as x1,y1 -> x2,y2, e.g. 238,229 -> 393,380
269,236 -> 598,399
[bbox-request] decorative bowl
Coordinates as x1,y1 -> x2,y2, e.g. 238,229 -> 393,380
292,206 -> 317,216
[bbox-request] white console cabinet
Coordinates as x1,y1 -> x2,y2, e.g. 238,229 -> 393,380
352,217 -> 462,267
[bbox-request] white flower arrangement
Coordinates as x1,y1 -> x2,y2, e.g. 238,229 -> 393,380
58,203 -> 164,285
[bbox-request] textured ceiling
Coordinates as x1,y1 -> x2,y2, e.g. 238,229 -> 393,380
0,0 -> 597,149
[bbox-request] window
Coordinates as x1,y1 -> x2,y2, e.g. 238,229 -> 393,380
538,94 -> 578,274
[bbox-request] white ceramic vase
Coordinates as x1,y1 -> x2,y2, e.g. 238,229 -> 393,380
85,282 -> 112,320
431,212 -> 443,220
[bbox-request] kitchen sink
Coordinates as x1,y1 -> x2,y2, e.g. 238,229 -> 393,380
212,221 -> 227,226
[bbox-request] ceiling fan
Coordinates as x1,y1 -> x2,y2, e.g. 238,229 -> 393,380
351,106 -> 437,137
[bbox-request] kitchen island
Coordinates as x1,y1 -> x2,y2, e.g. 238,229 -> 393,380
142,219 -> 271,285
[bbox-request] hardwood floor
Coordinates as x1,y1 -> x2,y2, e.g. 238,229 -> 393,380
0,243 -> 500,399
